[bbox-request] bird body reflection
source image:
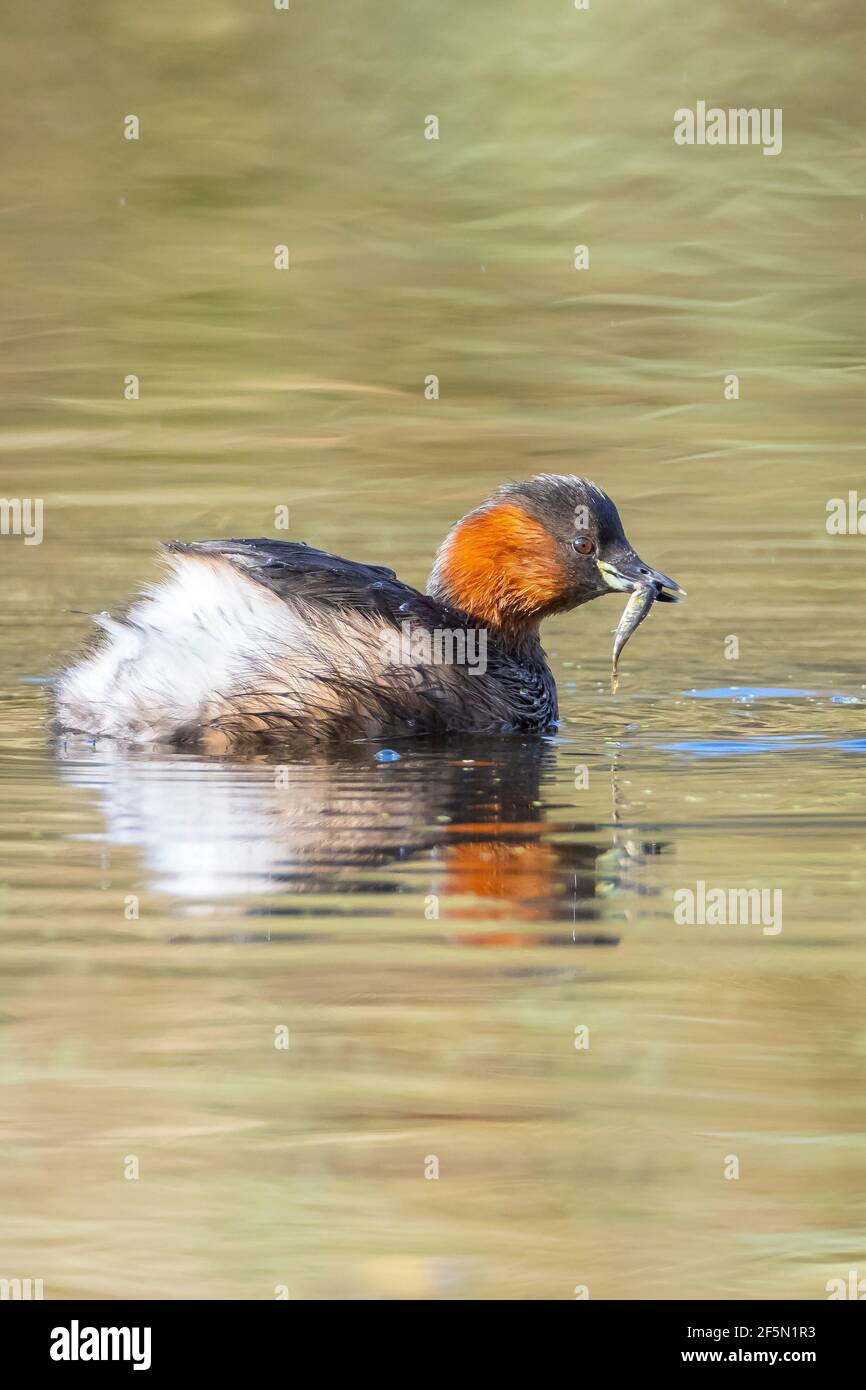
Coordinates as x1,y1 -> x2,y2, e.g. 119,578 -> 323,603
57,737 -> 668,938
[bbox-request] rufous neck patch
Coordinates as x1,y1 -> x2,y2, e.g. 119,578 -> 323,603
436,503 -> 566,630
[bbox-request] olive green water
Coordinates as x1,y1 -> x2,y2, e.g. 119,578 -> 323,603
1,1 -> 865,1299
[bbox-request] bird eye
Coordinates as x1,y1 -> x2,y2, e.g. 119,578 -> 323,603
572,536 -> 594,555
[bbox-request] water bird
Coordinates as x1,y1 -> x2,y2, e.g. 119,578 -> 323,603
54,475 -> 683,747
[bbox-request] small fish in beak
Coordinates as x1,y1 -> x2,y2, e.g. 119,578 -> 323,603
611,583 -> 657,693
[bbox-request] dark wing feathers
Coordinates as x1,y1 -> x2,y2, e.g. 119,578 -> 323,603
165,538 -> 450,628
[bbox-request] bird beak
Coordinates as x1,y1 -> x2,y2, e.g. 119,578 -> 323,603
596,553 -> 686,603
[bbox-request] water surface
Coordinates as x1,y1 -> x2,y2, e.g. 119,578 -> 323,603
1,1 -> 864,1299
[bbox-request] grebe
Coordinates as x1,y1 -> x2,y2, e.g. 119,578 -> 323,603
54,475 -> 683,747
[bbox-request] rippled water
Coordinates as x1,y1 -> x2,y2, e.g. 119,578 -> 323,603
1,2 -> 864,1299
